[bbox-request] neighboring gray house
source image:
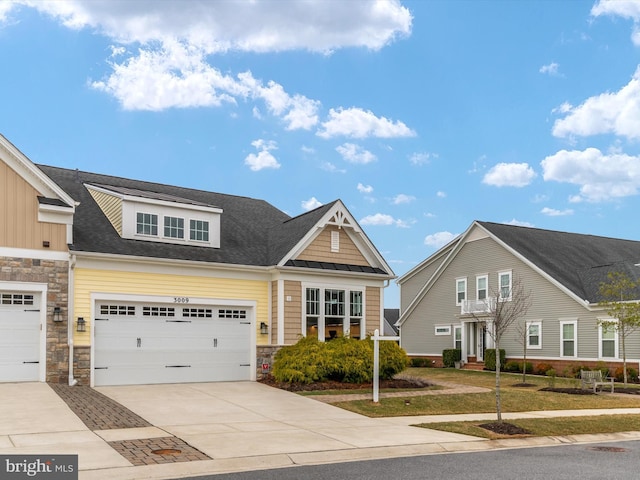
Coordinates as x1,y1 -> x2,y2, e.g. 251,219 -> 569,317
397,221 -> 640,372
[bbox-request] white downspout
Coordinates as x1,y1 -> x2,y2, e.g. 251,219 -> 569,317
68,254 -> 78,386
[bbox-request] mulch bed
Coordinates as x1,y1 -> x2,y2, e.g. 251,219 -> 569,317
258,375 -> 430,392
479,422 -> 532,436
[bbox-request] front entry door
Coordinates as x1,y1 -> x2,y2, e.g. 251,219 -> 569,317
476,324 -> 486,362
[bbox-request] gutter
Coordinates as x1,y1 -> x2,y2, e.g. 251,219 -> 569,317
68,254 -> 78,386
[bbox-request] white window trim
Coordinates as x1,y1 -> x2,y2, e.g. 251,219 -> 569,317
526,320 -> 542,350
498,270 -> 512,301
302,283 -> 366,341
456,277 -> 467,306
435,325 -> 452,336
476,274 -> 488,301
598,318 -> 619,359
453,325 -> 462,349
560,318 -> 578,358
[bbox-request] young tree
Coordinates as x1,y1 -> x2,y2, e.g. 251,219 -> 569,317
598,272 -> 640,385
472,275 -> 531,422
514,320 -> 536,384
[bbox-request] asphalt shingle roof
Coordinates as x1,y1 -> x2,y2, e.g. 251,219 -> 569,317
478,221 -> 640,303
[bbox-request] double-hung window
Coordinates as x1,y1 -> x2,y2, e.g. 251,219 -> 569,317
560,319 -> 577,357
498,271 -> 512,301
599,322 -> 618,358
454,325 -> 462,350
349,291 -> 363,339
526,321 -> 542,349
476,275 -> 488,301
136,213 -> 158,236
456,278 -> 467,305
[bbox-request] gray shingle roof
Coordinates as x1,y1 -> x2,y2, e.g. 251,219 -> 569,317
478,221 -> 640,303
39,164 -> 291,266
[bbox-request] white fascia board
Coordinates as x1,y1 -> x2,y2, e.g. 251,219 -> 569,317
0,246 -> 69,261
72,250 -> 273,279
278,200 -> 394,276
0,135 -> 76,208
273,265 -> 392,285
397,241 -> 458,286
86,184 -> 223,215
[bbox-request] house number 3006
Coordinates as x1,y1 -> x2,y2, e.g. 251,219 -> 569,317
174,297 -> 190,303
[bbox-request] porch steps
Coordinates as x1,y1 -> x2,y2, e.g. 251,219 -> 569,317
461,362 -> 485,371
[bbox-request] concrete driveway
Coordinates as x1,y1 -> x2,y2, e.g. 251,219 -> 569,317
97,381 -> 475,459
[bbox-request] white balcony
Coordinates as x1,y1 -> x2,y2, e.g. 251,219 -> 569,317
461,297 -> 496,315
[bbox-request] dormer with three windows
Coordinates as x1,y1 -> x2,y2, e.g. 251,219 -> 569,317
85,183 -> 222,248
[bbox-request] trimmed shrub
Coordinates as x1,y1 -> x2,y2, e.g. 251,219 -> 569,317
613,366 -> 639,383
410,357 -> 430,367
484,349 -> 506,371
534,362 -> 554,376
504,361 -> 520,373
378,340 -> 411,379
271,336 -> 409,384
442,349 -> 461,368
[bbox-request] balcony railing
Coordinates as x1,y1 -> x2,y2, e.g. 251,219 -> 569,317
461,297 -> 496,315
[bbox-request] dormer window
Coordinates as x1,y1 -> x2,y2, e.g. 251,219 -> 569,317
164,216 -> 184,239
137,213 -> 158,236
86,183 -> 222,248
190,219 -> 209,242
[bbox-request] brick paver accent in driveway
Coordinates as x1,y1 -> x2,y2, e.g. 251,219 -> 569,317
108,436 -> 211,466
50,383 -> 152,430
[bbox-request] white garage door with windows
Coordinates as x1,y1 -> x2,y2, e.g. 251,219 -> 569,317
93,300 -> 253,386
0,291 -> 43,383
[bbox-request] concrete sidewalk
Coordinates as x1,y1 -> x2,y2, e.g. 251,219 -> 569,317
1,382 -> 640,480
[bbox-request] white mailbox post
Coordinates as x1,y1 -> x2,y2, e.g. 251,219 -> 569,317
372,328 -> 401,403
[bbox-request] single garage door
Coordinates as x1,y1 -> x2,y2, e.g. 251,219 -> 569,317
94,302 -> 252,386
0,292 -> 42,382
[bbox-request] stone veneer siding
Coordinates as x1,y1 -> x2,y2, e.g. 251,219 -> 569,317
72,346 -> 91,385
0,256 -> 69,383
256,345 -> 282,380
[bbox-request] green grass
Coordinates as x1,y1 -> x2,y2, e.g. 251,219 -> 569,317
320,367 -> 640,438
421,415 -> 640,440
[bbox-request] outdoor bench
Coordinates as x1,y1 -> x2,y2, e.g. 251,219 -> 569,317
580,369 -> 614,393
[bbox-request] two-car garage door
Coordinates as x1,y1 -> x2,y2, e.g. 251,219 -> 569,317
94,301 -> 253,386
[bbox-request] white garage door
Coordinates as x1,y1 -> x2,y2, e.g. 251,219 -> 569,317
94,302 -> 252,386
0,292 -> 42,382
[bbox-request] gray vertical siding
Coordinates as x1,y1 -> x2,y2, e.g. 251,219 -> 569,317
400,228 -> 640,363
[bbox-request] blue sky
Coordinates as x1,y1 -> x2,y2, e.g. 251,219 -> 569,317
1,1 -> 639,307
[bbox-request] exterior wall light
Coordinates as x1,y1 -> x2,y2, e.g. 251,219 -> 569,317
53,306 -> 62,323
260,322 -> 268,335
76,317 -> 86,332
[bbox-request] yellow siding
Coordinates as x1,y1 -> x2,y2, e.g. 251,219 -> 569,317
88,189 -> 123,235
0,161 -> 67,250
73,268 -> 270,346
271,280 -> 278,343
297,226 -> 369,266
365,286 -> 381,336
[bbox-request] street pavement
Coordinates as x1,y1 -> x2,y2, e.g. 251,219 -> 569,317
1,381 -> 640,480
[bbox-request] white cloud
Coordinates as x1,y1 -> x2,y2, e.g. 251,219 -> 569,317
17,0 -> 412,53
592,0 -> 640,45
301,197 -> 323,211
336,143 -> 377,164
392,193 -> 415,205
244,139 -> 281,171
409,152 -> 437,165
301,145 -> 315,154
541,147 -> 640,202
541,207 -> 574,216
17,1 -> 409,120
357,183 -> 373,194
552,66 -> 640,140
539,62 -> 560,76
436,191 -> 446,198
360,213 -> 407,227
482,163 -> 537,187
320,162 -> 346,173
424,231 -> 458,248
317,107 -> 416,139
